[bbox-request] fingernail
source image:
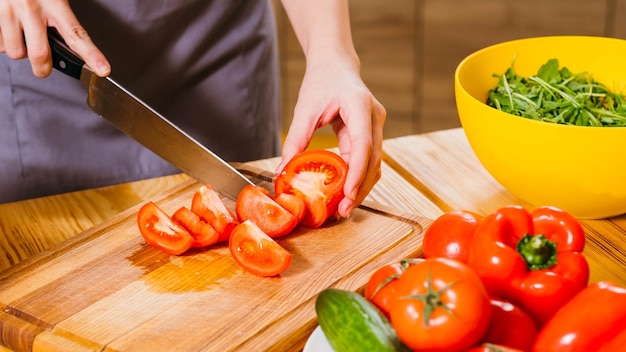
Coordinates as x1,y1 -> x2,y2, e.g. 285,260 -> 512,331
340,201 -> 354,218
97,61 -> 111,76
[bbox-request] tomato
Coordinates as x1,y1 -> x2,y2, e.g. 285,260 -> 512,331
235,185 -> 298,238
137,202 -> 194,255
364,258 -> 424,317
389,257 -> 491,352
364,262 -> 405,317
465,343 -> 525,352
480,299 -> 537,351
275,150 -> 347,228
172,207 -> 219,248
274,192 -> 306,223
422,210 -> 484,263
191,184 -> 238,242
228,220 -> 292,277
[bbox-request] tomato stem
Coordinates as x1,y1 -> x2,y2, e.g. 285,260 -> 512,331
516,234 -> 558,270
403,268 -> 455,328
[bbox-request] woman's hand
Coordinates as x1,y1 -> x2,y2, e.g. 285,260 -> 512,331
278,0 -> 386,218
0,0 -> 110,77
279,57 -> 386,218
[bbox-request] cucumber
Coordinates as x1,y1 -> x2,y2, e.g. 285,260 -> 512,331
315,288 -> 410,352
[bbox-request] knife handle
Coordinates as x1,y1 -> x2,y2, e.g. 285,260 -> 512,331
47,27 -> 85,80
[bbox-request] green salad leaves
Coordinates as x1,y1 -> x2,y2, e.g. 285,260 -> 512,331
487,58 -> 626,127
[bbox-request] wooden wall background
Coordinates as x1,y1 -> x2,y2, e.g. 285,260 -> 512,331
273,0 -> 626,144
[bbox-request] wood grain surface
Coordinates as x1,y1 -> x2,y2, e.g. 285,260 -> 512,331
0,128 -> 624,352
0,174 -> 190,272
0,176 -> 428,352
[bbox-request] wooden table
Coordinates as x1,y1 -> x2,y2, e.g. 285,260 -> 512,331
0,128 -> 624,352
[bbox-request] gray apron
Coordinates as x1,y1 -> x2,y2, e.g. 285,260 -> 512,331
0,0 -> 280,203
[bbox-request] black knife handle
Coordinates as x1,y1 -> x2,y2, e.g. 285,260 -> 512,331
47,27 -> 85,79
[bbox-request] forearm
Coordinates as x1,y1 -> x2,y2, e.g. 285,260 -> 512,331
280,0 -> 360,72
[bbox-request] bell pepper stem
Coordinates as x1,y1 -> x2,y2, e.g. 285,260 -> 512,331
516,234 -> 558,270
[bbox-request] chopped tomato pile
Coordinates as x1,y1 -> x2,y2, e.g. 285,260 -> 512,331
136,150 -> 347,277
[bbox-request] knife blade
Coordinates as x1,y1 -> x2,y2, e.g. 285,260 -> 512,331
46,28 -> 253,200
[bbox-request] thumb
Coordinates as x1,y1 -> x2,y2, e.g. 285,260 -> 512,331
275,118 -> 316,175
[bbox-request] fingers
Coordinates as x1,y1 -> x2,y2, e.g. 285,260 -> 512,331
279,72 -> 386,219
336,95 -> 386,218
22,18 -> 52,77
0,0 -> 28,60
0,0 -> 110,78
56,23 -> 110,77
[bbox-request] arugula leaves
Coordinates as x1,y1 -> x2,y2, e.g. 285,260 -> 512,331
487,58 -> 626,127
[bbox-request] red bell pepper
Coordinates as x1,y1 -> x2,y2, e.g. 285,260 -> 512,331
466,205 -> 589,327
533,281 -> 626,352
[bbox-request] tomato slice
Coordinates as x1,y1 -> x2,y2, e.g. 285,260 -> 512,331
229,220 -> 292,277
191,184 -> 238,242
235,185 -> 298,238
275,150 -> 348,228
172,207 -> 219,248
137,202 -> 194,255
273,192 -> 306,223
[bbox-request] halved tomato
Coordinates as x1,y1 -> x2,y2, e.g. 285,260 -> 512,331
275,150 -> 348,228
235,185 -> 298,238
191,184 -> 238,242
172,207 -> 219,248
274,192 -> 306,223
229,220 -> 292,277
137,202 -> 194,255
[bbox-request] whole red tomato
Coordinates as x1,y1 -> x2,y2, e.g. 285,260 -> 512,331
422,210 -> 484,263
389,257 -> 492,352
364,258 -> 424,317
480,299 -> 537,351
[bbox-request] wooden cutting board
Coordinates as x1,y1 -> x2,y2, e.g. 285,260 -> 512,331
0,174 -> 430,352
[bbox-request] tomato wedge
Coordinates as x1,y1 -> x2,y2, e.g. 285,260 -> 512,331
235,185 -> 298,238
275,150 -> 348,228
274,192 -> 306,223
172,207 -> 219,248
191,184 -> 238,242
229,220 -> 292,277
137,202 -> 194,255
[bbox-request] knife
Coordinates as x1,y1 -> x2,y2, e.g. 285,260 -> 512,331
46,28 -> 253,200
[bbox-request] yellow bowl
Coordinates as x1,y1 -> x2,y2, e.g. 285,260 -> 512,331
455,36 -> 626,219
